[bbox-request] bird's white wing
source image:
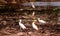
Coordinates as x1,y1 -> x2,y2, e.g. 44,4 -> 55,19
32,23 -> 38,30
38,20 -> 46,23
19,22 -> 26,29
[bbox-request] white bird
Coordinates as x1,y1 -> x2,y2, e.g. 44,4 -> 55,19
32,11 -> 35,16
37,18 -> 46,24
32,22 -> 38,30
19,19 -> 26,29
31,2 -> 35,8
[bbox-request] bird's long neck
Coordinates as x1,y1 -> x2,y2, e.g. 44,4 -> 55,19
32,22 -> 35,24
19,20 -> 22,23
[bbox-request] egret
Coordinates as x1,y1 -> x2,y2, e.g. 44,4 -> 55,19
32,22 -> 38,30
37,18 -> 46,24
32,11 -> 35,16
19,19 -> 26,29
31,2 -> 35,8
